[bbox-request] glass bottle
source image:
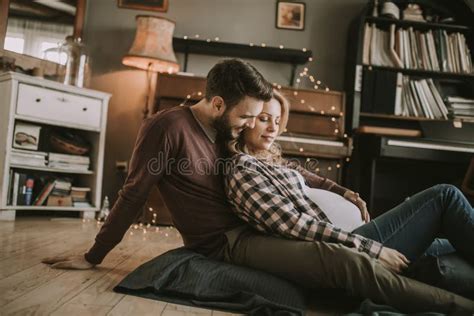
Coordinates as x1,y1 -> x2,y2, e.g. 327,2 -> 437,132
97,196 -> 110,222
58,36 -> 90,88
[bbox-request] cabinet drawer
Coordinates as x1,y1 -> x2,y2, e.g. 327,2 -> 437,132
16,84 -> 102,129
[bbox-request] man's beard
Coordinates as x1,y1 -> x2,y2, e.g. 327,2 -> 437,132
212,111 -> 235,143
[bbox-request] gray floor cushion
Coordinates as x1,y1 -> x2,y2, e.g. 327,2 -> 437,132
113,247 -> 307,315
114,247 -> 474,315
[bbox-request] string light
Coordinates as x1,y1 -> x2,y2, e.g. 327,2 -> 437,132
169,34 -> 347,187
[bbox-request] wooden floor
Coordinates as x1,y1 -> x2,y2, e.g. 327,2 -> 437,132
0,217 -> 242,316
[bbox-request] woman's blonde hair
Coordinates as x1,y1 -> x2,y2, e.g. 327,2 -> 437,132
227,89 -> 290,163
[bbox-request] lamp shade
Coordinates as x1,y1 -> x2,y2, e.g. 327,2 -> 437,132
122,15 -> 179,73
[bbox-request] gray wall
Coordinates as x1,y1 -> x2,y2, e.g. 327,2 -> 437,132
83,0 -> 368,203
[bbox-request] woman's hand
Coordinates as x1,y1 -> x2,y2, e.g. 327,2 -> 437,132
42,254 -> 96,270
378,247 -> 410,273
344,190 -> 370,223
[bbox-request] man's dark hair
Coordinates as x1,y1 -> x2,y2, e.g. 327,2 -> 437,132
205,59 -> 273,108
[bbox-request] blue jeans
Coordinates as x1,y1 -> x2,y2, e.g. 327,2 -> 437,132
352,184 -> 474,263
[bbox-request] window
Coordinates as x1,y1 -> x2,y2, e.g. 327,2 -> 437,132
40,41 -> 67,65
4,36 -> 25,54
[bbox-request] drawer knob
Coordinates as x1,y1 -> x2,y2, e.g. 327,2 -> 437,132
82,107 -> 87,111
35,98 -> 41,102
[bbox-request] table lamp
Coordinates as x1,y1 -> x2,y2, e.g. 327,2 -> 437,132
122,15 -> 179,118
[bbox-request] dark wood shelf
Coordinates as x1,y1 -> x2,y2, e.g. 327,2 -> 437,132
360,112 -> 447,122
365,16 -> 471,32
173,37 -> 312,64
173,37 -> 312,85
363,65 -> 474,80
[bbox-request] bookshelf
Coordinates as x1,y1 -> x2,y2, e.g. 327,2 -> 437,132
343,0 -> 474,215
344,0 -> 474,133
0,72 -> 110,221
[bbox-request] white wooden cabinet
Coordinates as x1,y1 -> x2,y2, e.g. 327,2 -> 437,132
0,72 -> 110,220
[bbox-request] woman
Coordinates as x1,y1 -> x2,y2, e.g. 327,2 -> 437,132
224,90 -> 474,275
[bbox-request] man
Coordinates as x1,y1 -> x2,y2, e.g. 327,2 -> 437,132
43,59 -> 474,313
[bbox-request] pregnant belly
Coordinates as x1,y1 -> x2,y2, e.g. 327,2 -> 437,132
304,188 -> 365,231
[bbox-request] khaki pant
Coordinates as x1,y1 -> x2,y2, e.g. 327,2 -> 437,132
219,226 -> 474,314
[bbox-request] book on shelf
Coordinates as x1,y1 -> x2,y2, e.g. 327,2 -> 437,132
48,153 -> 90,165
10,150 -> 47,167
48,152 -> 90,171
361,69 -> 403,115
47,162 -> 90,171
7,171 -> 92,207
71,186 -> 91,200
9,149 -> 90,171
50,178 -> 73,197
6,169 -> 13,205
446,96 -> 474,121
362,69 -> 449,119
33,180 -> 56,206
73,201 -> 94,208
362,23 -> 473,74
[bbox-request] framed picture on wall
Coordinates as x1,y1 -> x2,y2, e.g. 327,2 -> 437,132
117,0 -> 169,12
276,1 -> 306,31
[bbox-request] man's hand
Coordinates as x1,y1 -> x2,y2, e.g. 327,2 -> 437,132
344,190 -> 370,223
378,247 -> 410,274
42,254 -> 96,270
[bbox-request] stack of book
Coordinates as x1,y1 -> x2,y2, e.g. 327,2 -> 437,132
48,153 -> 90,171
71,186 -> 93,208
32,177 -> 73,206
10,150 -> 47,167
446,96 -> 474,122
46,178 -> 73,207
363,23 -> 473,74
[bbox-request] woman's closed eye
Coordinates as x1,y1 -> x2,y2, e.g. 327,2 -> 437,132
259,116 -> 280,125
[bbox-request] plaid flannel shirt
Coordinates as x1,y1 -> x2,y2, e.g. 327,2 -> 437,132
224,154 -> 383,259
